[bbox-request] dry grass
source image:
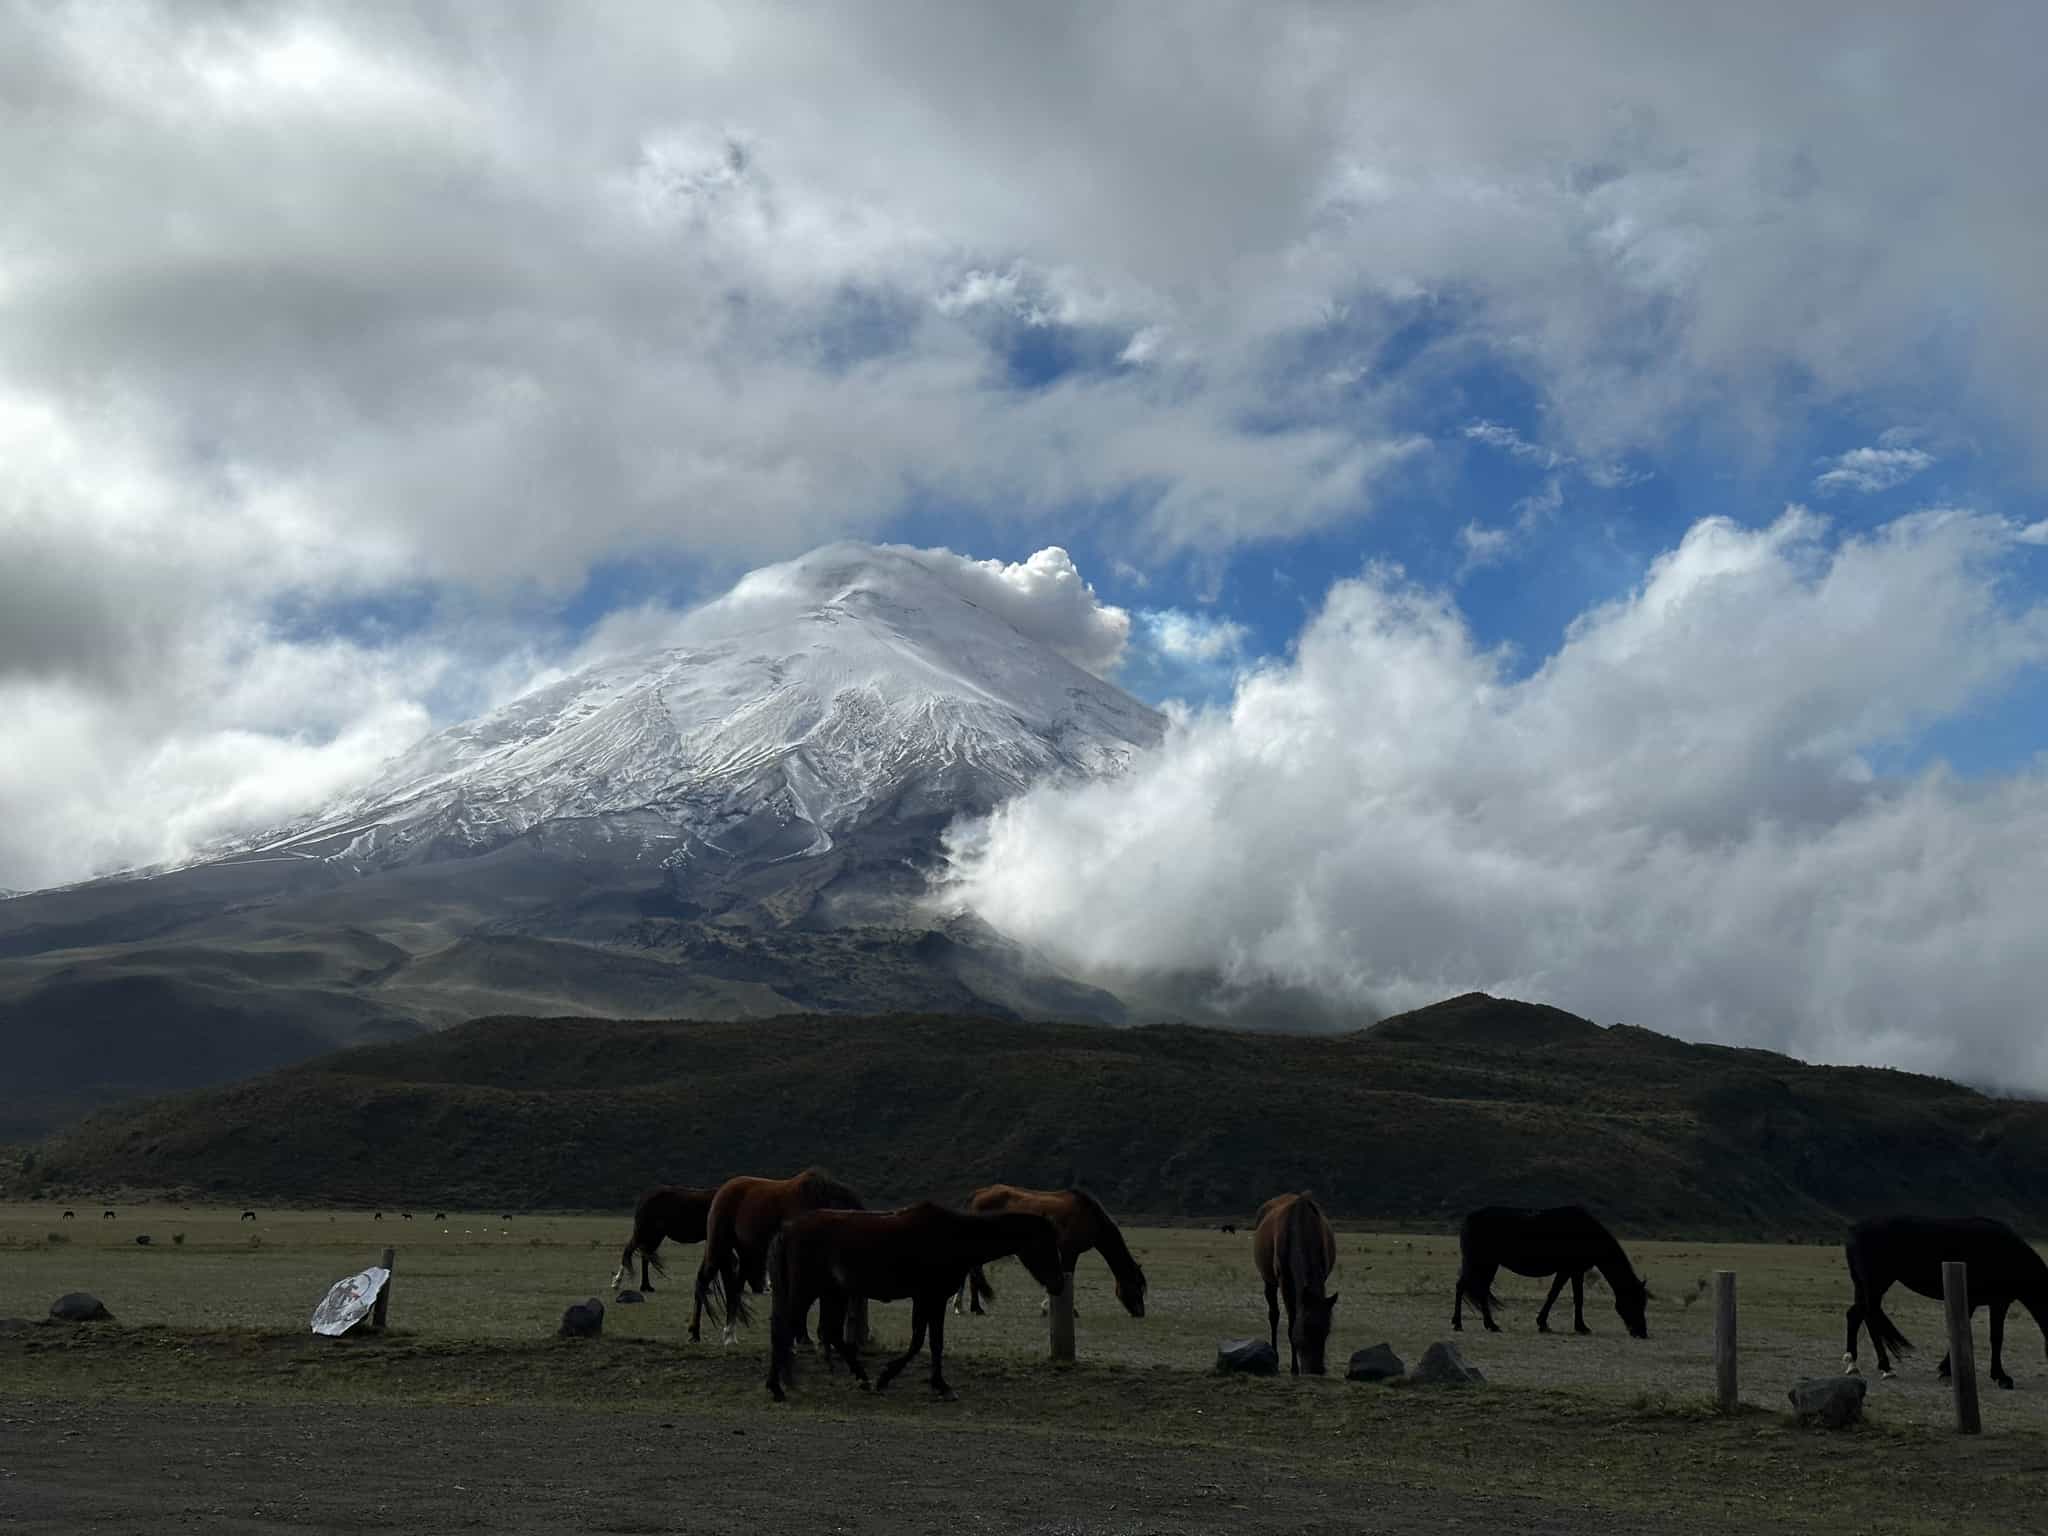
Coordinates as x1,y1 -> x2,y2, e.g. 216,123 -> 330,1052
7,1205 -> 2048,1533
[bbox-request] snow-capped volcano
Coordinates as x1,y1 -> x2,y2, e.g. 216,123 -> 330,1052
216,543 -> 1163,877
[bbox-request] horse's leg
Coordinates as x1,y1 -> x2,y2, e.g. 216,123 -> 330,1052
1844,1292 -> 1864,1373
720,1254 -> 745,1345
1988,1297 -> 2014,1389
1452,1273 -> 1463,1332
1282,1278 -> 1301,1377
876,1299 -> 928,1393
928,1297 -> 955,1399
827,1293 -> 868,1385
1473,1262 -> 1502,1332
1869,1280 -> 1898,1378
641,1239 -> 659,1292
1265,1276 -> 1281,1356
1536,1272 -> 1570,1334
1571,1270 -> 1590,1335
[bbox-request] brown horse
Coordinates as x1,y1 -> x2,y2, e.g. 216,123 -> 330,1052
611,1184 -> 718,1293
765,1202 -> 1065,1402
1254,1192 -> 1339,1375
952,1185 -> 1147,1319
692,1168 -> 864,1344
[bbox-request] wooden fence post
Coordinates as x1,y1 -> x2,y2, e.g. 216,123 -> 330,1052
371,1246 -> 395,1331
1048,1275 -> 1075,1363
1713,1270 -> 1737,1412
1943,1260 -> 1981,1435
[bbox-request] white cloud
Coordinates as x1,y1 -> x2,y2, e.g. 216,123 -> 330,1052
1459,478 -> 1563,573
1814,444 -> 1938,495
1464,421 -> 1569,469
907,546 -> 1132,675
944,507 -> 2048,1090
1140,609 -> 1251,666
2019,520 -> 2048,546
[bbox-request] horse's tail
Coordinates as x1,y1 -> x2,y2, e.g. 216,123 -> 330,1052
766,1228 -> 793,1395
969,1263 -> 997,1309
1455,1268 -> 1501,1312
1866,1305 -> 1913,1359
724,1249 -> 753,1329
694,1254 -> 725,1326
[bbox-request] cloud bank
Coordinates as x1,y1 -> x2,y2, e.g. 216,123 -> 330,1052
945,508 -> 2048,1089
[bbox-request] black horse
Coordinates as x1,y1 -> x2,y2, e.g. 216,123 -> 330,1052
1844,1215 -> 2048,1389
1453,1205 -> 1650,1337
612,1184 -> 718,1293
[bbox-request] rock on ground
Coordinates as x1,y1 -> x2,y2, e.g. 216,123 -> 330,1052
558,1298 -> 605,1338
1408,1341 -> 1485,1386
1347,1342 -> 1406,1382
1788,1375 -> 1867,1428
49,1293 -> 114,1324
1215,1338 -> 1279,1375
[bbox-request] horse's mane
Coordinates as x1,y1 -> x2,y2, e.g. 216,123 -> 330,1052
1065,1188 -> 1145,1288
798,1167 -> 865,1211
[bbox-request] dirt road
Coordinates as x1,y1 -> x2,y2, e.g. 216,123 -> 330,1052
2,1397 -> 1678,1535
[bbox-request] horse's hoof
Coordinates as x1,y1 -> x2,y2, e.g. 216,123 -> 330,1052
1880,1369 -> 1896,1381
1485,1324 -> 1502,1334
1574,1327 -> 1591,1336
1996,1376 -> 2015,1391
934,1387 -> 957,1402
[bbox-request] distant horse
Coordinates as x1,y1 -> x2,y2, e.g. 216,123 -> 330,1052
374,1212 -> 383,1222
1220,1223 -> 1237,1234
693,1169 -> 865,1344
1254,1192 -> 1338,1375
952,1186 -> 1147,1320
239,1211 -> 256,1222
62,1210 -> 74,1220
433,1212 -> 447,1222
1453,1206 -> 1650,1337
403,1213 -> 413,1221
611,1184 -> 718,1292
1844,1215 -> 2048,1388
765,1202 -> 1064,1402
102,1210 -> 115,1220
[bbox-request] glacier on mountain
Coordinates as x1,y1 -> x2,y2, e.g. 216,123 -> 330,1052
208,543 -> 1164,878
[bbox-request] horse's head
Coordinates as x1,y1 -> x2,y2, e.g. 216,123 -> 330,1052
1292,1290 -> 1338,1375
1018,1217 -> 1066,1300
1615,1276 -> 1651,1339
1116,1262 -> 1148,1319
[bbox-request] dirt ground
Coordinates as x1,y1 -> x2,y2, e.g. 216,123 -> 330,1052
1,1395 -> 1694,1536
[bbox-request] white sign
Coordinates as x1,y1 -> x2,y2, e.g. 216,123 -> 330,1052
310,1266 -> 391,1336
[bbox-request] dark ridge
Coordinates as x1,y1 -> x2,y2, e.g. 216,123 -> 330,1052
15,1003 -> 2048,1240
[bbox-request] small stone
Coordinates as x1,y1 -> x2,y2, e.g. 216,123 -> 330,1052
133,1235 -> 151,1246
558,1297 -> 605,1338
1788,1375 -> 1866,1428
50,1292 -> 113,1323
1346,1342 -> 1406,1382
615,1289 -> 645,1304
1408,1340 -> 1485,1386
1215,1338 -> 1279,1375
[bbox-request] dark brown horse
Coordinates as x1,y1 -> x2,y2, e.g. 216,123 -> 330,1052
952,1185 -> 1147,1320
1844,1215 -> 2048,1388
611,1184 -> 718,1293
1452,1206 -> 1650,1337
765,1202 -> 1064,1402
1254,1192 -> 1338,1375
692,1168 -> 864,1344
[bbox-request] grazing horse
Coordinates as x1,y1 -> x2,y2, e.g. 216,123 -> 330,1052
1844,1215 -> 2048,1388
1453,1206 -> 1651,1338
693,1168 -> 864,1344
102,1210 -> 115,1220
1254,1192 -> 1339,1375
952,1186 -> 1147,1320
765,1203 -> 1064,1402
62,1210 -> 75,1220
239,1210 -> 256,1222
610,1184 -> 718,1292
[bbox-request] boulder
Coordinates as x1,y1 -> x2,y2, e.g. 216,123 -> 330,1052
558,1298 -> 605,1338
615,1289 -> 645,1304
1346,1342 -> 1406,1382
1215,1338 -> 1279,1375
1408,1341 -> 1485,1386
49,1292 -> 113,1323
1788,1375 -> 1867,1429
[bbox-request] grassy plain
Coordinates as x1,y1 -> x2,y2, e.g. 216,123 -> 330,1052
5,1204 -> 2048,1532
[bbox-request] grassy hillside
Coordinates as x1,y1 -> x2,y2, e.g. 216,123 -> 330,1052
15,993 -> 2048,1236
